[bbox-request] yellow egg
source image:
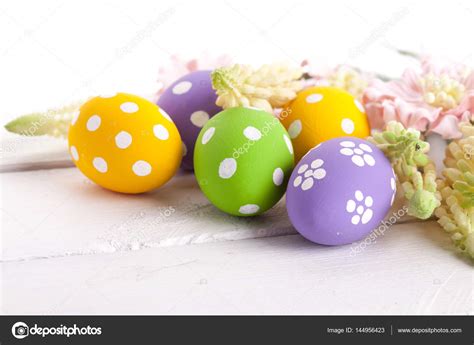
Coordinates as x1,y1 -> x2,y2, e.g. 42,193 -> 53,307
68,93 -> 182,194
280,86 -> 370,162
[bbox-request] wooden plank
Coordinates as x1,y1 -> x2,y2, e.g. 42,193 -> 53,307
2,221 -> 472,315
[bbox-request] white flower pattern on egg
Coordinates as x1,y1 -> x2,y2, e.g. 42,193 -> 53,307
339,141 -> 375,167
293,158 -> 326,191
346,190 -> 374,225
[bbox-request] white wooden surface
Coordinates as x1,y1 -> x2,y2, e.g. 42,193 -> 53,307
1,137 -> 473,315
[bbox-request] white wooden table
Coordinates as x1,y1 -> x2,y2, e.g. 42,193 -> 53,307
1,134 -> 473,315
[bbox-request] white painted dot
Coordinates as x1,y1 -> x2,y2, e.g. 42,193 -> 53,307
359,143 -> 372,152
346,200 -> 356,213
93,157 -> 107,173
202,127 -> 215,145
306,93 -> 324,103
354,148 -> 364,155
239,204 -> 260,215
301,178 -> 314,191
115,131 -> 132,149
288,120 -> 302,139
390,177 -> 396,190
160,108 -> 173,122
357,205 -> 364,215
355,190 -> 364,201
99,92 -> 117,98
298,164 -> 308,174
273,168 -> 284,186
70,146 -> 79,161
341,118 -> 355,134
243,126 -> 262,141
71,110 -> 80,125
172,81 -> 192,95
313,168 -> 326,179
363,154 -> 375,166
120,102 -> 139,113
311,159 -> 323,169
352,155 -> 364,167
354,99 -> 365,113
340,141 -> 355,148
293,176 -> 302,187
351,215 -> 360,225
304,170 -> 313,178
153,124 -> 169,140
86,115 -> 101,131
361,209 -> 373,224
132,160 -> 152,176
190,111 -> 209,127
365,196 -> 373,207
218,158 -> 237,179
182,142 -> 187,156
340,148 -> 353,156
283,135 -> 293,155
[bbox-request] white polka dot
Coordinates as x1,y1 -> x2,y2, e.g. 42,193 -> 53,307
340,141 -> 355,148
190,111 -> 209,127
301,178 -> 314,191
153,124 -> 169,140
288,120 -> 302,139
273,168 -> 284,186
172,81 -> 192,95
243,126 -> 262,141
132,160 -> 152,176
390,177 -> 396,190
304,170 -> 313,178
313,168 -> 326,179
283,135 -> 293,155
346,200 -> 356,213
219,158 -> 237,179
298,164 -> 308,174
365,196 -> 373,207
120,102 -> 139,113
363,154 -> 375,166
70,146 -> 79,161
93,157 -> 107,173
306,93 -> 324,103
357,205 -> 364,215
311,159 -> 323,169
202,127 -> 215,145
182,142 -> 187,156
86,115 -> 101,131
354,99 -> 365,113
354,148 -> 363,155
340,148 -> 353,156
71,110 -> 80,125
352,155 -> 364,167
293,176 -> 302,187
355,190 -> 364,201
341,118 -> 355,134
351,215 -> 360,225
115,131 -> 132,149
99,92 -> 117,98
361,209 -> 373,224
359,143 -> 372,152
160,108 -> 173,122
239,204 -> 260,215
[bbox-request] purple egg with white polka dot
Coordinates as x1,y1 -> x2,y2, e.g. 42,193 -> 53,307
286,137 -> 396,246
157,70 -> 221,170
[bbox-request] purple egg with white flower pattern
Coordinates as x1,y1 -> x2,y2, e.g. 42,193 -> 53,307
157,70 -> 221,170
286,137 -> 396,246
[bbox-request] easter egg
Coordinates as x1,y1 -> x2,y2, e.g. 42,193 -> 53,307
286,137 -> 396,245
280,86 -> 370,162
194,107 -> 295,216
68,92 -> 182,194
157,70 -> 221,170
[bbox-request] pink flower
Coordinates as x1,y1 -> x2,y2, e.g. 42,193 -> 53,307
363,57 -> 474,139
153,54 -> 232,102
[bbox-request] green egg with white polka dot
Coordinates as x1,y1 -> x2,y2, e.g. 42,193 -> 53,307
194,107 -> 295,216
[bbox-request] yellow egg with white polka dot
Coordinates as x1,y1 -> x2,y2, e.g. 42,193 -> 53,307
280,86 -> 370,162
68,93 -> 182,194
